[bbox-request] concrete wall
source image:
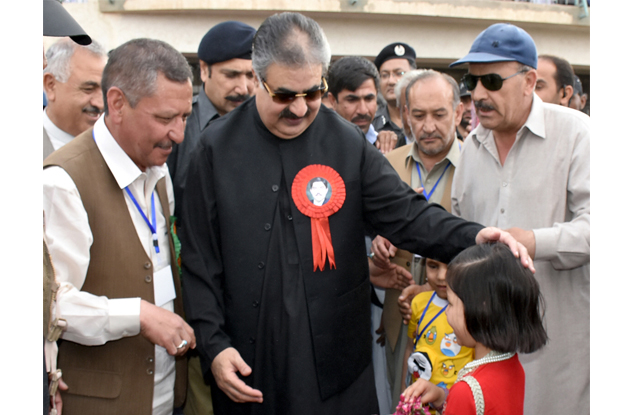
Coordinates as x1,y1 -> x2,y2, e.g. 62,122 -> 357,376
49,0 -> 590,71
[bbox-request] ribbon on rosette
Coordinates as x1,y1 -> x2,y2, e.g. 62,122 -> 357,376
291,164 -> 346,272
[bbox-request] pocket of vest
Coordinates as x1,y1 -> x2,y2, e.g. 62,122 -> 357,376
63,368 -> 122,399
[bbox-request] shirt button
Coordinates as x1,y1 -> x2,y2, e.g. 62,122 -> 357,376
500,208 -> 505,214
258,262 -> 265,269
144,262 -> 152,269
502,182 -> 508,187
144,275 -> 152,283
146,357 -> 154,363
264,223 -> 271,231
146,369 -> 154,375
252,301 -> 259,308
272,185 -> 279,192
249,337 -> 256,344
287,215 -> 293,221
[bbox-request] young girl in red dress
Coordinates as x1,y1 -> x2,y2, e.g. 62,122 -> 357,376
399,242 -> 548,415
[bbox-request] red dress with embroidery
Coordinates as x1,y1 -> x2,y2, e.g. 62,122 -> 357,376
443,354 -> 524,415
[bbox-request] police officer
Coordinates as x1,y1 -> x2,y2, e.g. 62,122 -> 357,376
372,42 -> 417,148
167,21 -> 256,218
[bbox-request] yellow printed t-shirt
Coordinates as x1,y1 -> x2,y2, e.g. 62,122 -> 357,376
407,291 -> 473,390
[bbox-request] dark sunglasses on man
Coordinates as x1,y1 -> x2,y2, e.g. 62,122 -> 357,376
462,69 -> 529,92
262,77 -> 328,104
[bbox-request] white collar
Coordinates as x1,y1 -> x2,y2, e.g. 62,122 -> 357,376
432,292 -> 449,308
365,124 -> 378,145
43,108 -> 75,149
93,116 -> 167,190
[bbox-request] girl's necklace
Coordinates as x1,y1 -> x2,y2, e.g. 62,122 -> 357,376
455,350 -> 515,382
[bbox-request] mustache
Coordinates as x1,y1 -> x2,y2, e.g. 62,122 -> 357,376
225,94 -> 250,103
82,105 -> 103,116
351,114 -> 372,124
280,107 -> 310,119
473,100 -> 496,112
419,133 -> 443,141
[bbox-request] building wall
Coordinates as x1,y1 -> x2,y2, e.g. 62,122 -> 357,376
50,0 -> 590,111
52,0 -> 589,66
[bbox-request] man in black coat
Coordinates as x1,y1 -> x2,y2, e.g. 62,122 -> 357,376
179,12 -> 532,415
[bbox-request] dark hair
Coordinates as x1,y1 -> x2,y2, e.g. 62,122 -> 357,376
252,12 -> 331,81
538,55 -> 575,91
446,243 -> 548,354
101,38 -> 193,115
310,177 -> 328,188
327,56 -> 379,98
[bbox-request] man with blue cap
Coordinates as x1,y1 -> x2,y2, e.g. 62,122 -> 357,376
167,21 -> 256,218
449,23 -> 589,415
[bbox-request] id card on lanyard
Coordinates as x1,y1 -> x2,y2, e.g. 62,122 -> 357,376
125,187 -> 175,306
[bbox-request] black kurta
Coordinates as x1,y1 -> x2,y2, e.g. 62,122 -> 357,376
179,99 -> 483,414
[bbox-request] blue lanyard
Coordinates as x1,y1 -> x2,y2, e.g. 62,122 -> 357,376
93,129 -> 160,254
416,161 -> 451,201
416,292 -> 448,340
124,187 -> 160,254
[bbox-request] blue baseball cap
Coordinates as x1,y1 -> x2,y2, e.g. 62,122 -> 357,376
450,23 -> 537,69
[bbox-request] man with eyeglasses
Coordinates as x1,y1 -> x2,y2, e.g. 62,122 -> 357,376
449,23 -> 590,415
179,13 -> 534,415
372,42 -> 418,148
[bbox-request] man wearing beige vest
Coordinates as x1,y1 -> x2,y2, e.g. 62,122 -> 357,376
369,69 -> 465,407
43,38 -> 196,415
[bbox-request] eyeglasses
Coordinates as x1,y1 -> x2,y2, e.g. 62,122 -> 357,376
380,70 -> 406,81
462,69 -> 529,92
262,77 -> 328,104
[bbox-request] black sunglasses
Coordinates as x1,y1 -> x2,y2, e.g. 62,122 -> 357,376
462,69 -> 528,92
262,77 -> 328,104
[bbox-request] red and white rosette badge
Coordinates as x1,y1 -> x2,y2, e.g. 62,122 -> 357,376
292,165 -> 346,272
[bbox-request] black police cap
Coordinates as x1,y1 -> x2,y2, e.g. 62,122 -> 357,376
374,42 -> 416,70
198,21 -> 256,65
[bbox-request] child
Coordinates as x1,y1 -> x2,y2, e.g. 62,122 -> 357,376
401,243 -> 548,415
401,258 -> 474,414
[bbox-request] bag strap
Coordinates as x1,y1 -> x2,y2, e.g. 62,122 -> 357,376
458,375 -> 484,415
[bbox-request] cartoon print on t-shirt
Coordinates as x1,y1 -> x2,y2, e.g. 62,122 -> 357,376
440,359 -> 456,378
440,332 -> 461,356
424,326 -> 437,345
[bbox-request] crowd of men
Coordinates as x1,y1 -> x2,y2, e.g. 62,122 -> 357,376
43,1 -> 589,414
